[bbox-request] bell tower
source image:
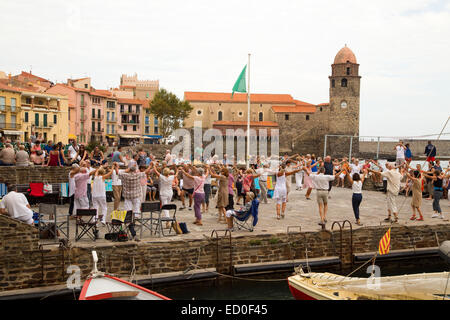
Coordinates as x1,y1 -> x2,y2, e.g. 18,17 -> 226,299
328,45 -> 361,136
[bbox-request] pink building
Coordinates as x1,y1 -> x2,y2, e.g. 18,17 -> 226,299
117,98 -> 146,145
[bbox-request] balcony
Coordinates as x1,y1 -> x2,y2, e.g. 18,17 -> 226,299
120,108 -> 140,114
106,117 -> 116,123
33,122 -> 54,129
0,122 -> 19,130
121,118 -> 140,124
91,114 -> 104,121
0,105 -> 20,113
92,128 -> 104,134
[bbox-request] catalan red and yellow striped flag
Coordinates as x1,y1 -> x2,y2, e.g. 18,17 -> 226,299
378,228 -> 391,255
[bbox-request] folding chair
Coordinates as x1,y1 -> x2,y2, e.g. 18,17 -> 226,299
151,204 -> 177,237
232,199 -> 259,232
38,203 -> 57,240
137,202 -> 160,238
28,183 -> 45,205
75,209 -> 98,241
106,210 -> 134,239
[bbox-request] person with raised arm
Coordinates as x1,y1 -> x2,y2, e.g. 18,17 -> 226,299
153,163 -> 178,225
369,160 -> 403,223
405,169 -> 424,221
346,169 -> 367,226
422,169 -> 445,220
273,164 -> 301,220
209,165 -> 229,223
303,159 -> 319,199
91,164 -> 114,224
181,165 -> 209,226
304,165 -> 343,226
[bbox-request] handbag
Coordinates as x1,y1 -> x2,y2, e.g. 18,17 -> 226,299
43,182 -> 53,194
172,222 -> 183,235
179,222 -> 189,234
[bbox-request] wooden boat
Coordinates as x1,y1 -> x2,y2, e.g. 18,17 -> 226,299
79,251 -> 171,300
288,267 -> 450,300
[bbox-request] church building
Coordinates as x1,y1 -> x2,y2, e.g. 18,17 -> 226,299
183,46 -> 361,156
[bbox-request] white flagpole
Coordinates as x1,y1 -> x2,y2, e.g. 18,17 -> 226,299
247,53 -> 251,169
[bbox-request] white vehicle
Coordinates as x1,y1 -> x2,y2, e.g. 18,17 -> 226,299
163,135 -> 176,145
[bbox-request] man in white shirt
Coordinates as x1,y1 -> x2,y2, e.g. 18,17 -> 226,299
165,150 -> 173,166
111,162 -> 123,210
369,161 -> 402,222
68,141 -> 79,163
0,184 -> 34,224
380,162 -> 402,223
394,142 -> 406,167
256,164 -> 270,204
307,167 -> 341,226
350,159 -> 363,176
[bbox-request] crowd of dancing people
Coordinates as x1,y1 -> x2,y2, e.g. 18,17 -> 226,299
1,138 -> 449,238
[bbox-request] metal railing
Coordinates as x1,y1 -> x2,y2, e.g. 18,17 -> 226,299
0,105 -> 19,112
0,122 -> 19,129
33,122 -> 54,129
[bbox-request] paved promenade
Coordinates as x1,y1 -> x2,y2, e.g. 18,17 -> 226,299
47,186 -> 449,246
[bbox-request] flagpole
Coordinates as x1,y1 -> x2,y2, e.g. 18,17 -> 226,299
247,53 -> 251,169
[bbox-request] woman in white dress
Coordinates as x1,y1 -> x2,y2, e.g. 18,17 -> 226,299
274,164 -> 301,219
91,166 -> 113,224
153,165 -> 178,221
295,156 -> 304,190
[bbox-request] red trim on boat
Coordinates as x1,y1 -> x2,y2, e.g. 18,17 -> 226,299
104,275 -> 171,300
79,275 -> 171,300
288,283 -> 316,300
79,278 -> 92,300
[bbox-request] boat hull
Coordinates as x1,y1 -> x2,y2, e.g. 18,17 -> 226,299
79,274 -> 171,300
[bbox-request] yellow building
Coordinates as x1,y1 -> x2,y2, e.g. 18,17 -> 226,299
0,83 -> 22,141
19,90 -> 69,143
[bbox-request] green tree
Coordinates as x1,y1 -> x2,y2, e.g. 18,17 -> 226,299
149,88 -> 193,138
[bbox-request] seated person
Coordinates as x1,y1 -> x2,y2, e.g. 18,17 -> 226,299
147,174 -> 157,202
0,183 -> 34,225
225,192 -> 255,230
30,150 -> 45,166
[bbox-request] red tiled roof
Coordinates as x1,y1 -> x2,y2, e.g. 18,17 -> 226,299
317,103 -> 329,106
117,98 -> 148,105
19,71 -> 52,83
90,89 -> 114,98
0,82 -> 22,93
213,121 -> 279,127
293,99 -> 315,106
272,105 -> 316,113
184,92 -> 295,104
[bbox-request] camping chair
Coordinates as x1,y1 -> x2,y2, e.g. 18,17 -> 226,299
151,204 -> 177,237
232,199 -> 259,232
106,210 -> 134,239
137,202 -> 160,238
28,183 -> 45,205
75,209 -> 98,241
38,203 -> 57,240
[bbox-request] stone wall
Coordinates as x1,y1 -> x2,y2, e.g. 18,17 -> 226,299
359,140 -> 450,159
0,167 -> 72,186
0,213 -> 448,292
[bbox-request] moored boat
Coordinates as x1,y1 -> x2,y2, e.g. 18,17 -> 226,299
79,251 -> 171,300
288,267 -> 450,300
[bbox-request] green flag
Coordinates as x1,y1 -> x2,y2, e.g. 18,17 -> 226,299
232,65 -> 247,98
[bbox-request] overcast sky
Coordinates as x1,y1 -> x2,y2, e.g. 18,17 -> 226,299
1,0 -> 449,138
